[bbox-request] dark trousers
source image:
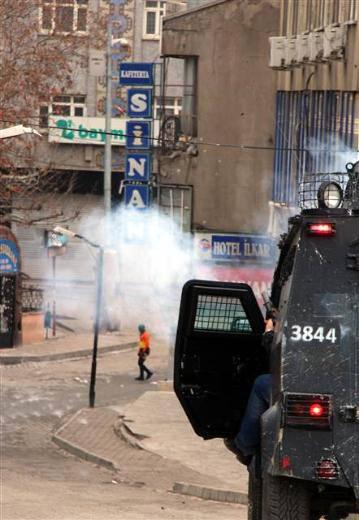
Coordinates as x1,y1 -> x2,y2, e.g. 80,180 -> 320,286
234,374 -> 272,456
138,355 -> 152,379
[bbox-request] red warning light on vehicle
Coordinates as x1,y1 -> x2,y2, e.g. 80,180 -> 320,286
309,403 -> 325,417
307,223 -> 336,236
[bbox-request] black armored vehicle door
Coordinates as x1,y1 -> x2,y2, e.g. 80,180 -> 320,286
174,280 -> 267,440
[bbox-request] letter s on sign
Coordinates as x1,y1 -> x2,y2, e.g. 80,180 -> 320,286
131,93 -> 147,113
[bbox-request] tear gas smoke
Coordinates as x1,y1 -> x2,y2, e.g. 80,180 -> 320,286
47,207 -> 195,339
47,204 -> 278,339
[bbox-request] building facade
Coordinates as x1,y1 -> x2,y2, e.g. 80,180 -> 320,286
269,0 -> 359,207
11,0 -> 187,285
2,0 -> 188,329
160,0 -> 280,295
160,0 -> 280,235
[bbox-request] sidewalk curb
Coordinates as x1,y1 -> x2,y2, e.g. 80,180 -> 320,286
113,418 -> 147,450
114,417 -> 248,505
172,482 -> 248,505
52,409 -> 118,472
53,433 -> 118,472
0,342 -> 136,365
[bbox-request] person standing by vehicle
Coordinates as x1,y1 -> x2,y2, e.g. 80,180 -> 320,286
224,318 -> 275,465
135,324 -> 153,381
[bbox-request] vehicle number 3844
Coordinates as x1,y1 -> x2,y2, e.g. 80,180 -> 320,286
290,325 -> 338,344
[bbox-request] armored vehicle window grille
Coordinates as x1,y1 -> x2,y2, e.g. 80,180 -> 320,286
193,294 -> 252,332
299,172 -> 347,209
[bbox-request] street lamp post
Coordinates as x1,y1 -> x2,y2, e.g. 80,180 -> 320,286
104,18 -> 128,228
89,245 -> 104,408
53,226 -> 103,408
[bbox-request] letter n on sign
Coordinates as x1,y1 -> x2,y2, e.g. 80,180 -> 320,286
125,153 -> 151,182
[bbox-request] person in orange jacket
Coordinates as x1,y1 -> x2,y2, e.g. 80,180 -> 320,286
135,324 -> 153,381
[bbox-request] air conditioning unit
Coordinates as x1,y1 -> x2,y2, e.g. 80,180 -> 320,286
284,37 -> 298,67
323,24 -> 347,60
269,36 -> 286,69
296,34 -> 310,63
308,31 -> 324,62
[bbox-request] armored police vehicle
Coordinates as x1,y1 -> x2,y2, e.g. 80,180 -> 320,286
174,162 -> 359,519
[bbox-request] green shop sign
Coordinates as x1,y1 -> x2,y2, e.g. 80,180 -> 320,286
49,116 -> 126,146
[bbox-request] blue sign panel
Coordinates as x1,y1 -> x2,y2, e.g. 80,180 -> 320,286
119,63 -> 154,86
126,121 -> 151,150
127,88 -> 153,119
125,153 -> 151,181
211,235 -> 276,264
46,231 -> 69,248
0,239 -> 20,273
124,184 -> 150,209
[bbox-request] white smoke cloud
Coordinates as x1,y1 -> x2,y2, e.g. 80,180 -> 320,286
45,206 -> 195,340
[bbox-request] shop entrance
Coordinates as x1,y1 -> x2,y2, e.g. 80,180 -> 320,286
0,225 -> 21,348
0,274 -> 16,347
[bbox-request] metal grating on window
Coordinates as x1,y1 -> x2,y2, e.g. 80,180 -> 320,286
193,294 -> 252,332
273,91 -> 357,206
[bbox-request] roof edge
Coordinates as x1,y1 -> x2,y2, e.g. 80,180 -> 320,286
163,0 -> 233,23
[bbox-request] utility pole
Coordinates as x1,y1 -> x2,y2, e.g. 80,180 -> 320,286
104,19 -> 128,225
104,18 -> 112,220
53,226 -> 103,408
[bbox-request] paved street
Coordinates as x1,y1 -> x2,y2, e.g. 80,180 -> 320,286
1,340 -> 248,519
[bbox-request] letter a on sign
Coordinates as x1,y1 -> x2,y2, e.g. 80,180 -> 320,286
124,185 -> 150,209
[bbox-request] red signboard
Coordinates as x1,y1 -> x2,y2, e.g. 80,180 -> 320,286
195,264 -> 274,303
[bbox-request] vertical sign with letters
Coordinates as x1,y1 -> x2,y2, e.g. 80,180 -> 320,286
121,62 -> 154,210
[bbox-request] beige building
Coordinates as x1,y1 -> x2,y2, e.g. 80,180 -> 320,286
268,0 -> 359,207
160,0 -> 359,235
160,0 -> 280,235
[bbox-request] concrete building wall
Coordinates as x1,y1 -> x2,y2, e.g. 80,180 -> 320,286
275,0 -> 359,92
161,0 -> 280,234
267,0 -> 359,207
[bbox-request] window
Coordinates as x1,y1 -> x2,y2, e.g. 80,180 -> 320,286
154,97 -> 182,119
40,0 -> 88,33
182,57 -> 197,137
158,185 -> 192,233
297,1 -> 307,34
193,295 -> 252,333
280,0 -> 289,35
341,0 -> 358,22
349,0 -> 358,20
272,91 -> 357,205
143,1 -> 166,39
313,0 -> 326,28
40,95 -> 86,127
290,0 -> 299,36
331,0 -> 340,24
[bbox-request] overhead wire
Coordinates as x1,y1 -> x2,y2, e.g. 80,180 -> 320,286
0,117 -> 355,154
